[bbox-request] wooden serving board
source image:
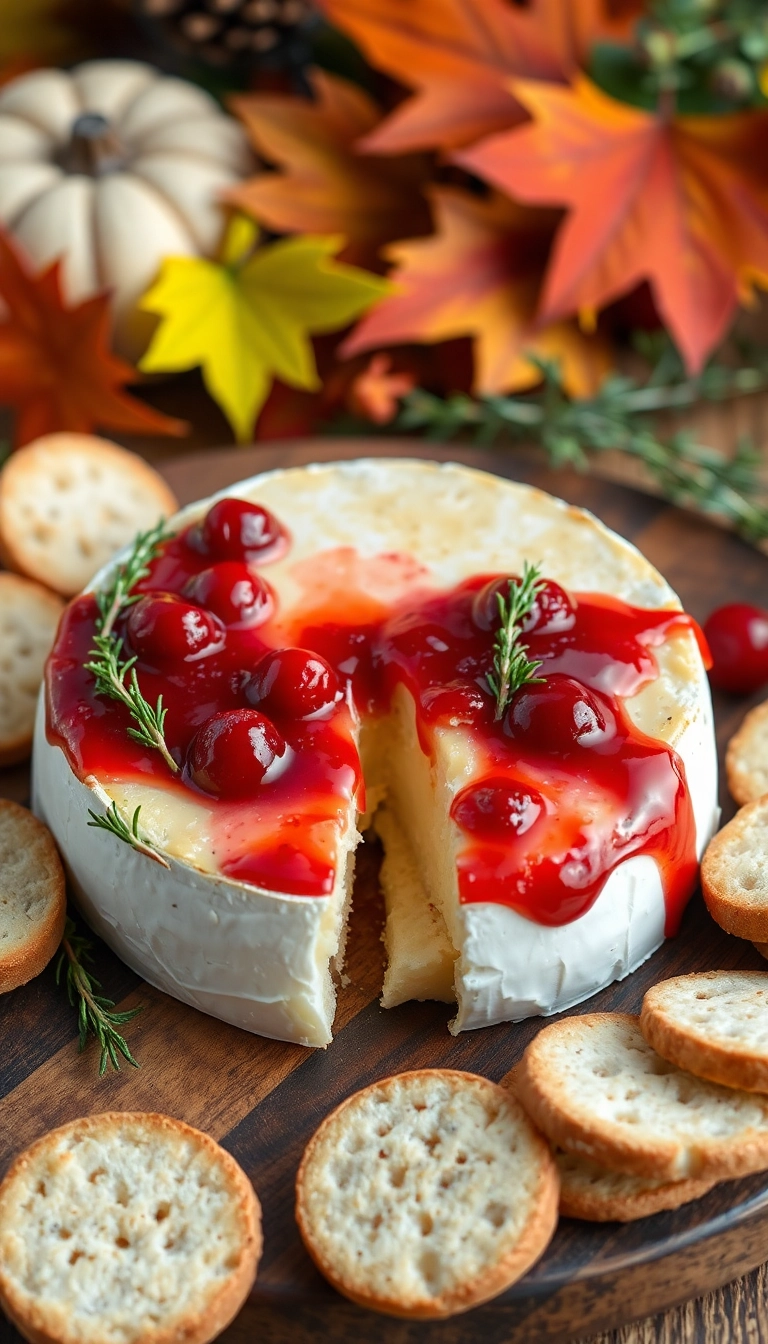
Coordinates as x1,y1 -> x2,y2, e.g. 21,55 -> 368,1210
2,439 -> 768,1344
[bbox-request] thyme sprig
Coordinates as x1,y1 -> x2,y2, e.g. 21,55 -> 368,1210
87,794 -> 170,870
84,520 -> 178,774
394,343 -> 768,546
56,917 -> 141,1077
487,562 -> 546,720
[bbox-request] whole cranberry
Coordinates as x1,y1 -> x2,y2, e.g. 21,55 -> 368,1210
247,647 -> 339,719
703,603 -> 768,694
472,576 -> 575,635
421,682 -> 487,725
188,708 -> 286,798
451,779 -> 545,838
184,563 -> 272,626
505,674 -> 615,756
200,498 -> 284,562
126,595 -> 223,663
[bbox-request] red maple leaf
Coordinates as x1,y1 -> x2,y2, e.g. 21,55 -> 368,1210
342,188 -> 610,398
457,77 -> 768,373
318,0 -> 639,153
0,231 -> 186,448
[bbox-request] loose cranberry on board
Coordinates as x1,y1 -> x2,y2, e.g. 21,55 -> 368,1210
703,602 -> 768,694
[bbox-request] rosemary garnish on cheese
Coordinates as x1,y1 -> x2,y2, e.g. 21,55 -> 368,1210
487,562 -> 546,720
84,519 -> 178,774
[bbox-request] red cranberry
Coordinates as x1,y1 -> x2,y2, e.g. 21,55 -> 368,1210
184,563 -> 272,626
126,595 -> 223,663
505,674 -> 615,755
703,603 -> 768,694
200,498 -> 284,562
421,682 -> 487,725
451,779 -> 545,838
246,647 -> 339,720
188,708 -> 286,798
472,576 -> 575,635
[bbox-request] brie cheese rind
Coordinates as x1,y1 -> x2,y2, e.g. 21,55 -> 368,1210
33,459 -> 719,1047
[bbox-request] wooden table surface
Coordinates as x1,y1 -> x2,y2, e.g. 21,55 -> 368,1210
2,378 -> 768,1344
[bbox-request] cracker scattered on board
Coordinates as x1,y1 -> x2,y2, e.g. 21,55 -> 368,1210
0,432 -> 178,597
0,1112 -> 261,1344
0,573 -> 64,766
516,1013 -> 768,1182
0,801 -> 66,993
296,1069 -> 558,1319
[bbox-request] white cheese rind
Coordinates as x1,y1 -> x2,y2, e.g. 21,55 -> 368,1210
32,700 -> 349,1048
32,458 -> 719,1046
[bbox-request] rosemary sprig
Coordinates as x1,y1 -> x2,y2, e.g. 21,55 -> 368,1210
56,917 -> 141,1077
87,798 -> 170,869
393,342 -> 768,546
84,520 -> 179,774
486,562 -> 546,720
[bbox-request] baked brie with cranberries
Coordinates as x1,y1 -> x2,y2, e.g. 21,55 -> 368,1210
33,459 -> 718,1046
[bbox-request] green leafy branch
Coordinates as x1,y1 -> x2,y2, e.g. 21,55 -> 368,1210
395,343 -> 768,546
84,520 -> 179,774
487,562 -> 546,720
56,917 -> 141,1077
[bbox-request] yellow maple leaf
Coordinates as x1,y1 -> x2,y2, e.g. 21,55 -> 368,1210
139,216 -> 389,442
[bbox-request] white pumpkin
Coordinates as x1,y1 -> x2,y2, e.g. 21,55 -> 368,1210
0,60 -> 253,360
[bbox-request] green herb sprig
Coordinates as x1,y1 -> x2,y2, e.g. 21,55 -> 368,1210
87,796 -> 170,869
56,917 -> 141,1077
394,341 -> 768,546
84,520 -> 178,774
487,562 -> 546,720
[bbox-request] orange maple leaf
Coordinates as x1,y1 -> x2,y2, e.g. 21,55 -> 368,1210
341,188 -> 610,398
457,77 -> 768,374
348,353 -> 416,424
0,231 -> 186,448
228,70 -> 431,265
318,0 -> 638,153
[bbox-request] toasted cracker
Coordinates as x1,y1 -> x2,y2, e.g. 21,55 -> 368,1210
556,1149 -> 715,1222
727,699 -> 768,806
0,573 -> 64,765
0,1112 -> 261,1344
516,1013 -> 768,1182
701,797 -> 768,942
0,801 -> 66,993
0,433 -> 178,597
641,971 -> 768,1093
295,1069 -> 558,1319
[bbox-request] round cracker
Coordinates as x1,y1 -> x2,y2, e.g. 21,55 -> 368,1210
0,573 -> 64,765
727,699 -> 768,806
556,1148 -> 715,1222
0,801 -> 66,993
701,797 -> 768,942
641,971 -> 768,1093
0,433 -> 178,597
517,1013 -> 768,1183
296,1069 -> 558,1319
0,1111 -> 261,1344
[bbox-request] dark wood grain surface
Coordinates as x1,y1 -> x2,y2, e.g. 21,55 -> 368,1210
1,438 -> 768,1344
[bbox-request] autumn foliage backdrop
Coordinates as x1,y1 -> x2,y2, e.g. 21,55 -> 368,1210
1,0 -> 768,446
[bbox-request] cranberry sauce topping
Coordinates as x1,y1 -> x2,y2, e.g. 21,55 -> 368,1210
46,504 -> 702,922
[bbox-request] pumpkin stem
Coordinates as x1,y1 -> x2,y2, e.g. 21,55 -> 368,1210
62,113 -> 126,176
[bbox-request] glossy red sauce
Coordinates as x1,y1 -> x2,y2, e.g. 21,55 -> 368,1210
46,503 -> 703,929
